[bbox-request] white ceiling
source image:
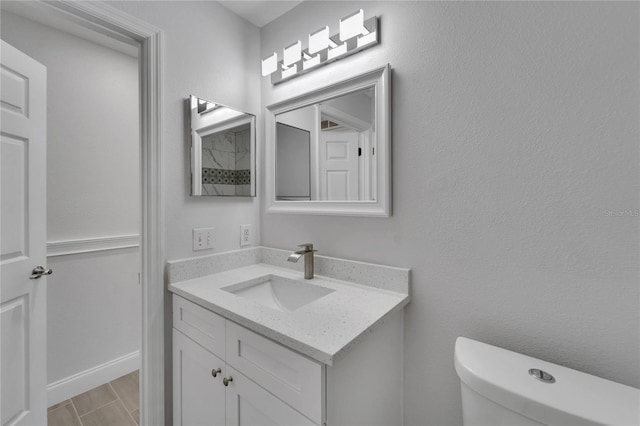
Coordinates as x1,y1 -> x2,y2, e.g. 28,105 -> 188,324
218,1 -> 304,28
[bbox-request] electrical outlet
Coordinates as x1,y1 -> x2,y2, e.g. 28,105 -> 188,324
193,227 -> 215,251
240,224 -> 251,246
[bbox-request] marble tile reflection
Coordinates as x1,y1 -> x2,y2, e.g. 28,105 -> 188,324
203,148 -> 235,170
218,184 -> 236,195
236,185 -> 251,196
202,183 -> 216,195
236,130 -> 250,153
202,183 -> 246,196
198,125 -> 253,196
212,131 -> 235,153
235,150 -> 250,170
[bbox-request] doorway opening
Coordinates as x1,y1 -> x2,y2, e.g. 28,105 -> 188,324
0,2 -> 164,425
2,6 -> 141,425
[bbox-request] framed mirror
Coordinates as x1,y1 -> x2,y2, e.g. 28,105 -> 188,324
266,64 -> 390,216
189,95 -> 256,196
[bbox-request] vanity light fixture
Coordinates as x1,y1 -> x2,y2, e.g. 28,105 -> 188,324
308,26 -> 329,54
283,40 -> 302,67
197,98 -> 217,114
300,51 -> 318,71
339,9 -> 368,41
281,63 -> 298,79
327,40 -> 348,61
261,9 -> 379,85
261,52 -> 278,76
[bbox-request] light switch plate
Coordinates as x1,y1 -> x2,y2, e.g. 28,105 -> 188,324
193,227 -> 214,251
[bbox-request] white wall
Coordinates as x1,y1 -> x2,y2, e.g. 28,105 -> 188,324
103,1 -> 262,420
277,105 -> 317,198
46,250 -> 140,380
107,0 -> 262,260
276,123 -> 311,198
0,11 -> 140,241
1,10 -> 141,401
324,91 -> 372,126
261,2 -> 639,424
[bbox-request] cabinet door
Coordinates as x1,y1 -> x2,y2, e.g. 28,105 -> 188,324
174,329 -> 226,426
173,295 -> 226,359
226,321 -> 323,423
225,366 -> 317,426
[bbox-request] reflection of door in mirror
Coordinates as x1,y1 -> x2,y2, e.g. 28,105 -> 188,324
319,131 -> 358,200
266,64 -> 390,216
274,87 -> 376,201
318,87 -> 375,201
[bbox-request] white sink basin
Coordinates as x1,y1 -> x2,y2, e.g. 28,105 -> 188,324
222,274 -> 335,312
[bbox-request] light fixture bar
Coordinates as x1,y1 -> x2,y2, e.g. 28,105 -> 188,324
261,52 -> 278,77
268,14 -> 379,85
281,63 -> 298,79
283,40 -> 302,67
327,41 -> 348,61
357,30 -> 377,49
309,26 -> 329,54
339,9 -> 365,41
303,54 -> 321,70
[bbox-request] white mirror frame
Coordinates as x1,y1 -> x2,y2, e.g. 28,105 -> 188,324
266,64 -> 391,217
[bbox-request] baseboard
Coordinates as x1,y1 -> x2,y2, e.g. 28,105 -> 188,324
47,350 -> 140,407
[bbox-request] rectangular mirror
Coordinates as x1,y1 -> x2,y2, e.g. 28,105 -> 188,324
189,95 -> 256,196
266,64 -> 390,216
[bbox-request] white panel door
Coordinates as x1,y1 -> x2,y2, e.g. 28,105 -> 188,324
319,131 -> 359,200
1,41 -> 48,426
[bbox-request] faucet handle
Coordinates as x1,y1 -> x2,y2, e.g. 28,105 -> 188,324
297,243 -> 315,251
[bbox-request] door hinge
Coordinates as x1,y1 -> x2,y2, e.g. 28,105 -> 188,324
358,147 -> 362,156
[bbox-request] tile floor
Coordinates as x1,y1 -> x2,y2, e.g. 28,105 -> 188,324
47,371 -> 139,426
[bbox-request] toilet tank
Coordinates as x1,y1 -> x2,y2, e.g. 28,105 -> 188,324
454,337 -> 640,426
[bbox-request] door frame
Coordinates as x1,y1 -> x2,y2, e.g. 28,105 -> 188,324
18,1 -> 165,424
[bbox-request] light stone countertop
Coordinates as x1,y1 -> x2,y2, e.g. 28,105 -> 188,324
169,263 -> 410,365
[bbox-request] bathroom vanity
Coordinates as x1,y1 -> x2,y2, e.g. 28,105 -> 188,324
168,247 -> 410,426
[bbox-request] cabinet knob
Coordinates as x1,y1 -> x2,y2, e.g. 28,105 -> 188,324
211,368 -> 221,378
223,376 -> 233,387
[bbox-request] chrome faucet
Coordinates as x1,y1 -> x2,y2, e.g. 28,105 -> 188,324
287,243 -> 317,279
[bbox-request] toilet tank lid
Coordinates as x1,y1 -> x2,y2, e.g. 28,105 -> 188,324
454,337 -> 640,426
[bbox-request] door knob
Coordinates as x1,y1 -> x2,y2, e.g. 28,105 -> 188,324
211,368 -> 221,378
223,376 -> 233,386
30,266 -> 53,279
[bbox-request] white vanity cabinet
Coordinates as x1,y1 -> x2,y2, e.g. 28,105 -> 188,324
173,296 -> 318,426
173,330 -> 226,425
173,330 -> 315,426
172,293 -> 403,426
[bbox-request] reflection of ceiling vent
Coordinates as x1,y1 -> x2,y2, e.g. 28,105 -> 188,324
321,119 -> 341,130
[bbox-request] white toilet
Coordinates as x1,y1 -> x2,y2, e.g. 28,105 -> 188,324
454,337 -> 640,425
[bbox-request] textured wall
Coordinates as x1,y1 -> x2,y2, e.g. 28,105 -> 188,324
3,0 -> 263,415
1,11 -> 140,242
1,11 -> 141,386
260,2 -> 639,424
104,2 -> 262,420
108,0 -> 262,260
